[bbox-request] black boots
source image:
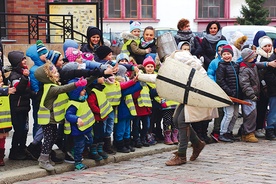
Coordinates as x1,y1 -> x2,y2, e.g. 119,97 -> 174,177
265,128 -> 276,140
116,140 -> 130,153
103,137 -> 116,154
9,147 -> 27,160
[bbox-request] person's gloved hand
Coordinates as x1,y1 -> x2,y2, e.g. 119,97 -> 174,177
252,96 -> 258,101
75,77 -> 87,87
3,65 -> 12,73
161,102 -> 167,108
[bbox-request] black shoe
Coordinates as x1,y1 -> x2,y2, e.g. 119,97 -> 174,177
218,135 -> 234,143
116,146 -> 130,153
134,140 -> 143,148
141,140 -> 150,147
26,143 -> 41,160
266,128 -> 276,140
9,148 -> 27,160
225,133 -> 240,142
64,151 -> 75,164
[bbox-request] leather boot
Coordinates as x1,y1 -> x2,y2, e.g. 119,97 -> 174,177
163,130 -> 173,145
103,137 -> 116,155
190,140 -> 206,161
171,129 -> 179,144
124,138 -> 135,152
165,151 -> 186,166
0,148 -> 5,166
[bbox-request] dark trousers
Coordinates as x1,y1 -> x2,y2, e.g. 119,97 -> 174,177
11,111 -> 29,149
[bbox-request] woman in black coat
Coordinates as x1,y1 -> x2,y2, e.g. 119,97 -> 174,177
201,21 -> 226,70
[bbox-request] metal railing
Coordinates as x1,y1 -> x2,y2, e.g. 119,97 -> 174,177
0,13 -> 87,44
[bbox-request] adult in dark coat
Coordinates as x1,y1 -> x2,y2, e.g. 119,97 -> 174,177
201,21 -> 226,70
174,18 -> 202,58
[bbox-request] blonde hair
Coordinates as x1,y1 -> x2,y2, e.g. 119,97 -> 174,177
43,60 -> 60,85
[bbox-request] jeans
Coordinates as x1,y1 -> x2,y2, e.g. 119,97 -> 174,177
266,97 -> 276,129
132,115 -> 150,141
220,104 -> 239,135
103,111 -> 114,137
73,132 -> 93,162
114,118 -> 131,141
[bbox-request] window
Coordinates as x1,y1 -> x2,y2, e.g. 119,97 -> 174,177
198,0 -> 224,18
107,0 -> 155,19
264,0 -> 276,17
109,0 -> 121,18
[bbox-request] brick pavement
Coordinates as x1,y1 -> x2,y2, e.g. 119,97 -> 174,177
14,138 -> 276,184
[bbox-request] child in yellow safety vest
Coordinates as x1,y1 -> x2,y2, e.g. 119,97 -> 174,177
34,61 -> 87,172
87,77 -> 112,159
0,70 -> 16,166
65,78 -> 98,171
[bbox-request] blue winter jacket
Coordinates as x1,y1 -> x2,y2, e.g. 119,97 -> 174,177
207,40 -> 228,82
26,44 -> 45,92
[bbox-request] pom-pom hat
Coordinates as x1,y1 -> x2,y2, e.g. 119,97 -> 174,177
36,40 -> 48,56
130,20 -> 141,32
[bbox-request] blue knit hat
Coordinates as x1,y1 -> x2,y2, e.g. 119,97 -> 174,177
67,78 -> 86,101
130,20 -> 141,32
36,40 -> 48,56
46,50 -> 61,65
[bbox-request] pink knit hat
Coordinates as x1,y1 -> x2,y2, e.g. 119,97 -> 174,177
65,47 -> 82,62
142,56 -> 156,68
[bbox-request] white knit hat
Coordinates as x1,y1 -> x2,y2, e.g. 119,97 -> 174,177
258,36 -> 272,48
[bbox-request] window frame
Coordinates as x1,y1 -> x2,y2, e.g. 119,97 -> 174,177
197,0 -> 225,19
103,0 -> 157,21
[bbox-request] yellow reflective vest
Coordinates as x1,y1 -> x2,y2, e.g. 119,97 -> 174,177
103,81 -> 122,106
37,84 -> 69,125
92,88 -> 113,119
64,100 -> 95,135
137,84 -> 152,107
125,94 -> 137,116
121,39 -> 140,56
0,94 -> 12,129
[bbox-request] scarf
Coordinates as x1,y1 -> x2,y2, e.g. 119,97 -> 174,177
175,30 -> 193,41
256,47 -> 273,59
205,30 -> 223,44
140,38 -> 154,48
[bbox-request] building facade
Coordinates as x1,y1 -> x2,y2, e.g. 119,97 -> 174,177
1,0 -> 276,42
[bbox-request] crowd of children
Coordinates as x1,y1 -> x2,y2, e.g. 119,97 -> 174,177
1,18 -> 276,171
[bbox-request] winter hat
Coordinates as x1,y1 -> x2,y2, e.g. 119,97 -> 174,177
253,30 -> 266,47
130,20 -> 141,32
116,65 -> 127,78
46,50 -> 61,65
8,51 -> 25,67
116,53 -> 129,63
63,39 -> 79,56
241,48 -> 256,62
142,56 -> 156,68
36,40 -> 48,56
62,62 -> 79,72
221,45 -> 233,56
87,26 -> 102,40
65,47 -> 82,62
82,52 -> 94,61
67,78 -> 86,101
95,46 -> 112,60
259,36 -> 272,48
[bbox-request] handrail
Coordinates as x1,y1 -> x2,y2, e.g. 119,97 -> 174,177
0,13 -> 87,44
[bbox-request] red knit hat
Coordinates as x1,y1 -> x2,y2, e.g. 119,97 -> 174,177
142,56 -> 156,68
221,45 -> 233,56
